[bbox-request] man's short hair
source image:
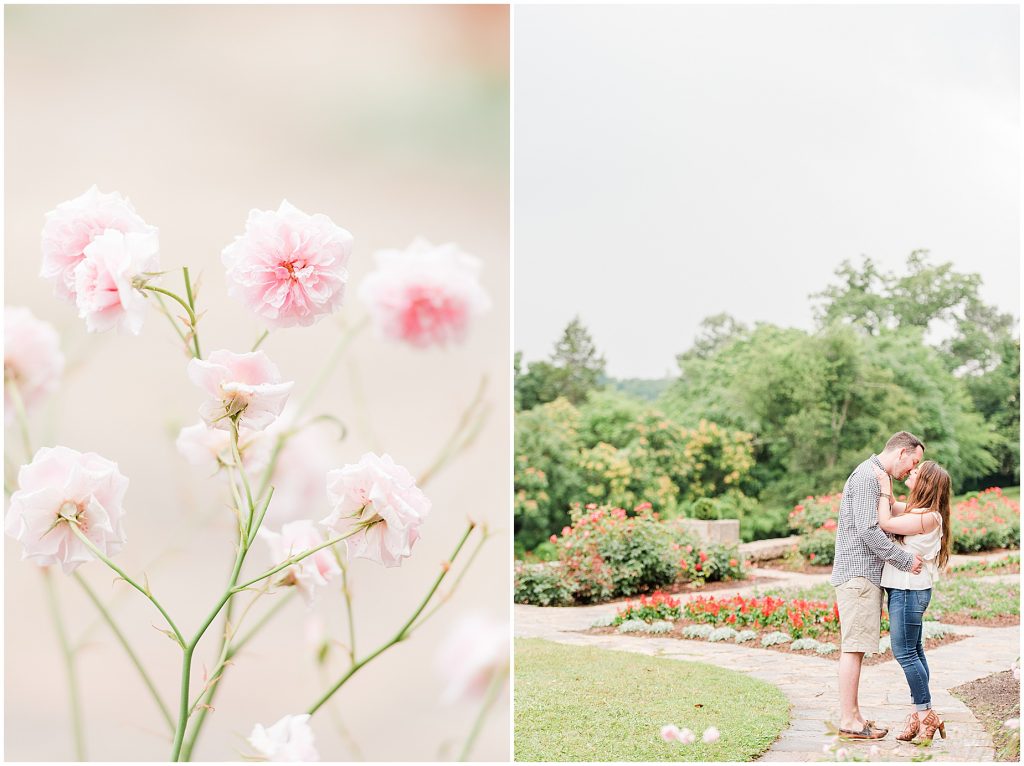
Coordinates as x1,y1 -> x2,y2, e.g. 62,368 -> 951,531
885,431 -> 925,453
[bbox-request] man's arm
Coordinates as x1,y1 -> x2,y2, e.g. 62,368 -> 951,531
850,474 -> 916,571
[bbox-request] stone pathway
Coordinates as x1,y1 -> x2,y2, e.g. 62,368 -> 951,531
515,562 -> 1020,762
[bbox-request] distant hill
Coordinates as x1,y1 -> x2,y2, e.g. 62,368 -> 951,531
601,376 -> 674,401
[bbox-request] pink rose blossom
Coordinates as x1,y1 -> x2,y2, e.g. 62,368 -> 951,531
248,714 -> 319,762
4,446 -> 128,574
322,453 -> 430,568
73,229 -> 160,334
40,186 -> 157,304
701,726 -> 720,744
4,307 -> 64,424
436,614 -> 510,704
660,725 -> 680,743
187,350 -> 293,432
262,417 -> 339,527
676,728 -> 696,745
222,200 -> 353,328
358,238 -> 491,348
175,421 -> 272,475
259,520 -> 340,603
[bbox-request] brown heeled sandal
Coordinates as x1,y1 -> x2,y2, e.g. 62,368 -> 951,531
919,709 -> 946,742
896,712 -> 920,742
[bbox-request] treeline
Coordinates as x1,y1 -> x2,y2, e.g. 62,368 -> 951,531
515,252 -> 1019,551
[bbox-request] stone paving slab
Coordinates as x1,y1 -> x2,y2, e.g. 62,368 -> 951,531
515,599 -> 1018,762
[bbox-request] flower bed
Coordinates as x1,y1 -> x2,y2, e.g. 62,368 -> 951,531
514,502 -> 746,606
950,553 -> 1020,577
787,487 -> 1020,557
683,594 -> 842,640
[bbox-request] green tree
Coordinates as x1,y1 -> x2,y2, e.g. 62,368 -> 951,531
515,316 -> 606,410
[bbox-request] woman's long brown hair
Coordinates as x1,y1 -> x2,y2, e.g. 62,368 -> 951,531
900,460 -> 953,570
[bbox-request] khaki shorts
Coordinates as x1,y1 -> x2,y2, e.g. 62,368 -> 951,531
835,577 -> 882,653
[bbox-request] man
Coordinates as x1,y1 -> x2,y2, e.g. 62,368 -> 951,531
831,432 -> 925,739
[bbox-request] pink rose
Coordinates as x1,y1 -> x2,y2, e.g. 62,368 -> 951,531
40,185 -> 157,304
248,714 -> 319,762
187,350 -> 294,432
358,238 -> 491,348
4,307 -> 64,424
262,424 -> 338,527
435,614 -> 509,704
322,453 -> 430,567
701,726 -> 720,744
259,520 -> 340,603
4,446 -> 128,574
73,229 -> 160,334
222,200 -> 353,328
676,728 -> 696,745
175,421 -> 272,475
660,725 -> 680,743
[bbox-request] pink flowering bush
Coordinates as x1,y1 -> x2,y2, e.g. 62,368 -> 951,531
4,188 -> 499,762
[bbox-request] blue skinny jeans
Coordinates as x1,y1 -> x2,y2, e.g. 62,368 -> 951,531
886,587 -> 932,711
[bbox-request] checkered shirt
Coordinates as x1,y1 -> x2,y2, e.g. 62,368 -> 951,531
830,454 -> 916,587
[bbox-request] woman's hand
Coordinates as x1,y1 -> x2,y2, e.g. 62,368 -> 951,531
872,463 -> 892,497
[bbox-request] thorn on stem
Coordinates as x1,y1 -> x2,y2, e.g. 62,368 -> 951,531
440,561 -> 452,573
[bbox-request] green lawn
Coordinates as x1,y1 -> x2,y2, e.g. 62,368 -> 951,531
514,639 -> 789,762
765,577 -> 1020,623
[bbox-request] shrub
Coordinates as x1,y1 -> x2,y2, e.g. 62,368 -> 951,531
815,642 -> 837,654
617,619 -> 647,633
735,630 -> 758,644
641,621 -> 674,634
709,627 -> 738,642
681,624 -> 714,639
590,614 -> 616,628
788,494 -> 841,536
952,488 -> 1021,553
614,591 -> 681,626
555,503 -> 678,603
797,529 -> 837,566
790,638 -> 822,652
673,537 -> 746,585
513,561 -> 573,606
761,631 -> 792,646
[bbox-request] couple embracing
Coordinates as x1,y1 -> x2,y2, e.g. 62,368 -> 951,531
831,431 -> 954,743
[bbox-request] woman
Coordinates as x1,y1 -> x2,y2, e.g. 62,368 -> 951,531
873,460 -> 953,743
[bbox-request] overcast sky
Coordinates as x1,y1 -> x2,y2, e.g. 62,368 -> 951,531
514,4 -> 1019,378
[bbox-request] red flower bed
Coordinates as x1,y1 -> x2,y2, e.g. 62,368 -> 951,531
683,594 -> 841,639
614,590 -> 682,625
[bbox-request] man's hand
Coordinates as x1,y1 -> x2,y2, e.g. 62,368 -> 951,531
910,554 -> 923,575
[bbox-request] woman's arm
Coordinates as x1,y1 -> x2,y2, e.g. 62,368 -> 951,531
879,510 -> 940,536
891,501 -> 907,516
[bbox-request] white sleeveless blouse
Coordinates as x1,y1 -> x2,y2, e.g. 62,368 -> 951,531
880,511 -> 942,590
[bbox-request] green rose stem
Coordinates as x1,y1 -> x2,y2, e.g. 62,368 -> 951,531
418,375 -> 490,487
142,267 -> 201,359
294,316 -> 369,419
72,571 -> 175,730
251,329 -> 270,352
67,524 -> 185,649
458,667 -> 507,761
151,292 -> 192,349
410,525 -> 490,632
42,567 -> 86,760
5,377 -> 34,461
169,525 -> 365,761
306,521 -> 476,716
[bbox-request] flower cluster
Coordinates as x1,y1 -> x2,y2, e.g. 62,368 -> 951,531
672,540 -> 745,583
683,594 -> 841,640
614,591 -> 682,626
660,724 -> 720,745
952,488 -> 1021,553
40,186 -> 161,334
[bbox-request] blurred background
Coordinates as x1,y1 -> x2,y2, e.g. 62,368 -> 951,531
5,5 -> 509,761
